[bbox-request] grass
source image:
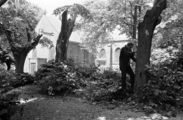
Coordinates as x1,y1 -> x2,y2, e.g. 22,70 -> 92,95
7,85 -> 183,120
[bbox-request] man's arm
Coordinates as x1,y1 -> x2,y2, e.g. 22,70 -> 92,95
123,47 -> 135,57
123,47 -> 136,62
130,55 -> 136,62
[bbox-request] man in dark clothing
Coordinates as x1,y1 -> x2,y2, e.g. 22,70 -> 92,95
119,42 -> 136,91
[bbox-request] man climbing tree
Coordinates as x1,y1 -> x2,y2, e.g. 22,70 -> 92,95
119,42 -> 136,93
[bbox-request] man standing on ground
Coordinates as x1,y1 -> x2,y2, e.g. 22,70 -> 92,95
119,42 -> 136,92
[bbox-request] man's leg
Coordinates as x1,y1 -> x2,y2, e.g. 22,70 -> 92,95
121,68 -> 127,90
126,66 -> 135,91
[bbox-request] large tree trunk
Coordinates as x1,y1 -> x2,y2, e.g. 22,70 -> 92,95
6,29 -> 42,73
55,10 -> 75,63
135,0 -> 167,90
14,51 -> 28,73
132,5 -> 137,40
0,0 -> 7,7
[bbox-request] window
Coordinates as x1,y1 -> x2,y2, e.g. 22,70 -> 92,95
99,49 -> 106,58
114,48 -> 121,63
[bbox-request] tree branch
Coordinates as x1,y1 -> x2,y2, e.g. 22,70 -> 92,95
0,0 -> 7,7
5,29 -> 13,44
151,0 -> 166,21
27,34 -> 42,51
26,28 -> 31,42
61,10 -> 68,40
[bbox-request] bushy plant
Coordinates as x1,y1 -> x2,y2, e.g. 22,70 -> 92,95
34,59 -> 123,100
83,70 -> 122,101
136,64 -> 183,107
0,67 -> 16,93
34,60 -> 90,95
11,73 -> 34,88
0,68 -> 20,120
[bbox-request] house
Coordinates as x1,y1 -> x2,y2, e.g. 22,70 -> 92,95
95,30 -> 132,71
24,15 -> 95,74
23,15 -> 132,74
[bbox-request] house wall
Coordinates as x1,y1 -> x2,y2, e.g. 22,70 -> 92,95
24,15 -> 95,74
96,41 -> 129,71
23,15 -> 130,74
67,42 -> 95,66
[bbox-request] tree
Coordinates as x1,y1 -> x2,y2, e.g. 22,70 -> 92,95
81,0 -> 151,53
0,0 -> 6,7
53,4 -> 91,63
0,0 -> 45,73
135,0 -> 167,90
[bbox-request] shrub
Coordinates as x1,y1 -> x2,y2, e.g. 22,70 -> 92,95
0,68 -> 16,93
34,60 -> 88,95
0,68 -> 20,120
34,59 -> 123,100
83,70 -> 122,101
11,73 -> 34,88
136,64 -> 183,107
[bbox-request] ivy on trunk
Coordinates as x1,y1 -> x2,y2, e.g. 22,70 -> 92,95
135,0 -> 167,90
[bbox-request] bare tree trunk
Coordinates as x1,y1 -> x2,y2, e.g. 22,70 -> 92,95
6,29 -> 42,73
135,0 -> 167,90
11,35 -> 42,73
0,0 -> 7,7
132,5 -> 137,40
14,51 -> 28,73
55,10 -> 75,63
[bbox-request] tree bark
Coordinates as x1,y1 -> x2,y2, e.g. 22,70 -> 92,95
132,5 -> 137,39
6,29 -> 42,73
55,10 -> 75,63
14,51 -> 28,73
135,0 -> 167,90
0,0 -> 7,7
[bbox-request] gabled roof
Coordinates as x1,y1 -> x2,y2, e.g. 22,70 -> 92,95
41,15 -> 61,34
35,15 -> 82,43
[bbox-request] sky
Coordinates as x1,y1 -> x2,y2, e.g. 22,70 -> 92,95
26,0 -> 84,16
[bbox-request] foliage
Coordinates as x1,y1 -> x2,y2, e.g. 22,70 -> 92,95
136,64 -> 183,108
34,59 -> 123,101
81,0 -> 152,52
151,48 -> 177,66
0,68 -> 19,120
0,68 -> 34,93
0,93 -> 19,120
0,68 -> 16,93
0,0 -> 48,49
153,0 -> 183,50
34,60 -> 86,95
83,70 -> 121,101
53,3 -> 91,20
80,0 -> 113,53
0,0 -> 47,73
39,36 -> 53,48
11,73 -> 34,88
